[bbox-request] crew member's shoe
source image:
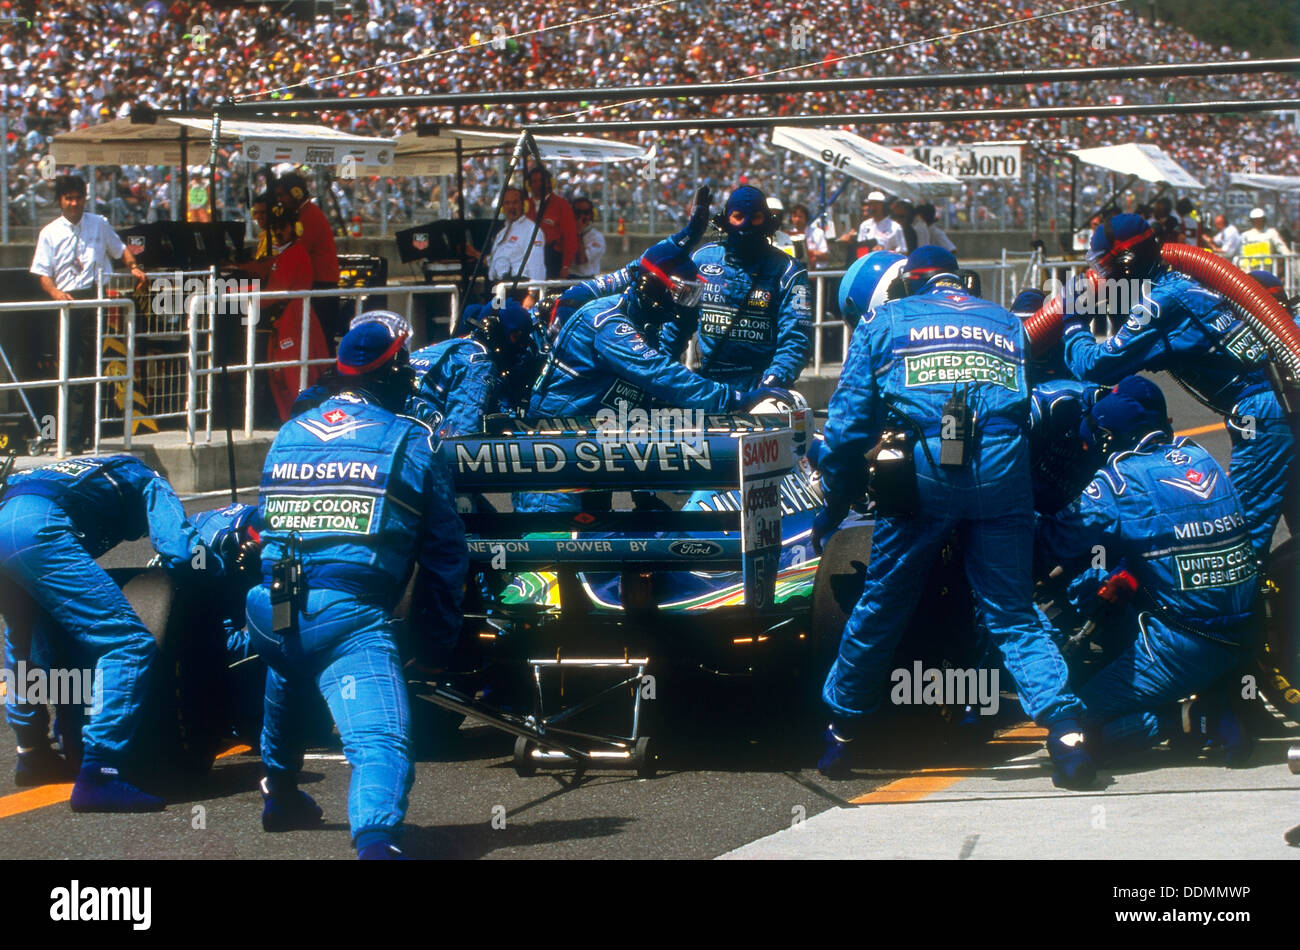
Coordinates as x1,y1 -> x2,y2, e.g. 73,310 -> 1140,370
1175,696 -> 1253,768
14,745 -> 75,787
1047,719 -> 1096,790
816,724 -> 854,778
260,776 -> 324,832
69,765 -> 165,813
948,704 -> 995,747
356,830 -> 406,860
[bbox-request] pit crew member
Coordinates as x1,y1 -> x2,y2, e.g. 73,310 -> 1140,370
247,317 -> 467,859
0,455 -> 214,810
529,239 -> 781,421
660,184 -> 813,389
264,201 -> 331,423
1036,377 -> 1256,764
272,172 -> 342,346
410,299 -> 538,438
1013,288 -> 1108,515
522,240 -> 789,513
814,247 -> 1092,788
1063,213 -> 1294,558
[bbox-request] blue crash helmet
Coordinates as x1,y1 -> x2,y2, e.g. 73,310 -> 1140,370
1081,375 -> 1170,457
838,250 -> 906,327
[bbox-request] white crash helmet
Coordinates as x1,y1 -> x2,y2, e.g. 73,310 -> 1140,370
750,389 -> 810,415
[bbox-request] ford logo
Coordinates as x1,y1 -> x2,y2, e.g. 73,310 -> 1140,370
700,263 -> 725,276
669,540 -> 723,558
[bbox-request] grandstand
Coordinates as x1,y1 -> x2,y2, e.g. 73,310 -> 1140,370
1,0 -> 1297,241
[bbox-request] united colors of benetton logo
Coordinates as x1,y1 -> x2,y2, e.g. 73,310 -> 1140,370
263,494 -> 376,534
1174,540 -> 1256,590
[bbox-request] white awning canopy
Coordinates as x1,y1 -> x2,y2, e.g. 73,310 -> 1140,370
1227,172 -> 1300,193
392,127 -> 651,177
771,126 -> 962,202
52,117 -> 396,169
1069,143 -> 1204,191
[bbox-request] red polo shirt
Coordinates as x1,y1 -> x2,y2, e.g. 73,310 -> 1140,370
293,199 -> 340,284
526,191 -> 578,272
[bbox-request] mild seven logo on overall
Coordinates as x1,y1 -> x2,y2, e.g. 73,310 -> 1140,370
904,325 -> 1019,390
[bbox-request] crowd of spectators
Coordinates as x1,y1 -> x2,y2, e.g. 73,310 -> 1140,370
2,0 -> 1298,241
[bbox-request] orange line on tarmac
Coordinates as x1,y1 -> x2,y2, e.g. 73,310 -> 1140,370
0,742 -> 253,820
996,725 -> 1047,739
847,724 -> 1047,805
849,774 -> 966,804
0,783 -> 74,819
1174,422 -> 1225,438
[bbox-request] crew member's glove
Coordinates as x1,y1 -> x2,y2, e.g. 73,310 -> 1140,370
234,536 -> 264,582
670,185 -> 712,252
811,497 -> 850,555
159,541 -> 225,579
1066,561 -> 1136,616
730,386 -> 795,412
1060,273 -> 1098,338
805,435 -> 828,470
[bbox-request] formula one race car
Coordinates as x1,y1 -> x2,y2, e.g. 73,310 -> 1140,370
412,391 -> 1300,778
411,404 -> 992,777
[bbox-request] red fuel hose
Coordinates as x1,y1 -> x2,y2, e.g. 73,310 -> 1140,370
1025,245 -> 1300,378
1023,267 -> 1101,353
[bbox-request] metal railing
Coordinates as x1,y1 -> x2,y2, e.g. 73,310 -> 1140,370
192,279 -> 463,440
8,246 -> 1289,458
0,296 -> 137,458
0,278 -> 464,457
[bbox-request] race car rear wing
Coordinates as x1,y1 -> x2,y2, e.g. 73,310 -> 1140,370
439,411 -> 812,609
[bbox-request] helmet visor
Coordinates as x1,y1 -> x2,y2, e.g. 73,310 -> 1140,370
669,274 -> 706,309
641,258 -> 706,309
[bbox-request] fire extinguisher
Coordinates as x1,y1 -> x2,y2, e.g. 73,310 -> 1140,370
618,215 -> 627,253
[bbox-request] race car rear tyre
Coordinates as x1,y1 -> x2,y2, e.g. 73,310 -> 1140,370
632,736 -> 657,779
810,524 -> 874,667
512,737 -> 538,777
120,569 -> 227,777
1258,537 -> 1300,712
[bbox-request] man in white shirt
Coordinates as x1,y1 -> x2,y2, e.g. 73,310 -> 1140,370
1211,213 -> 1242,258
30,175 -> 146,451
569,196 -> 606,279
469,186 -> 546,289
1240,208 -> 1291,272
843,190 -> 906,256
